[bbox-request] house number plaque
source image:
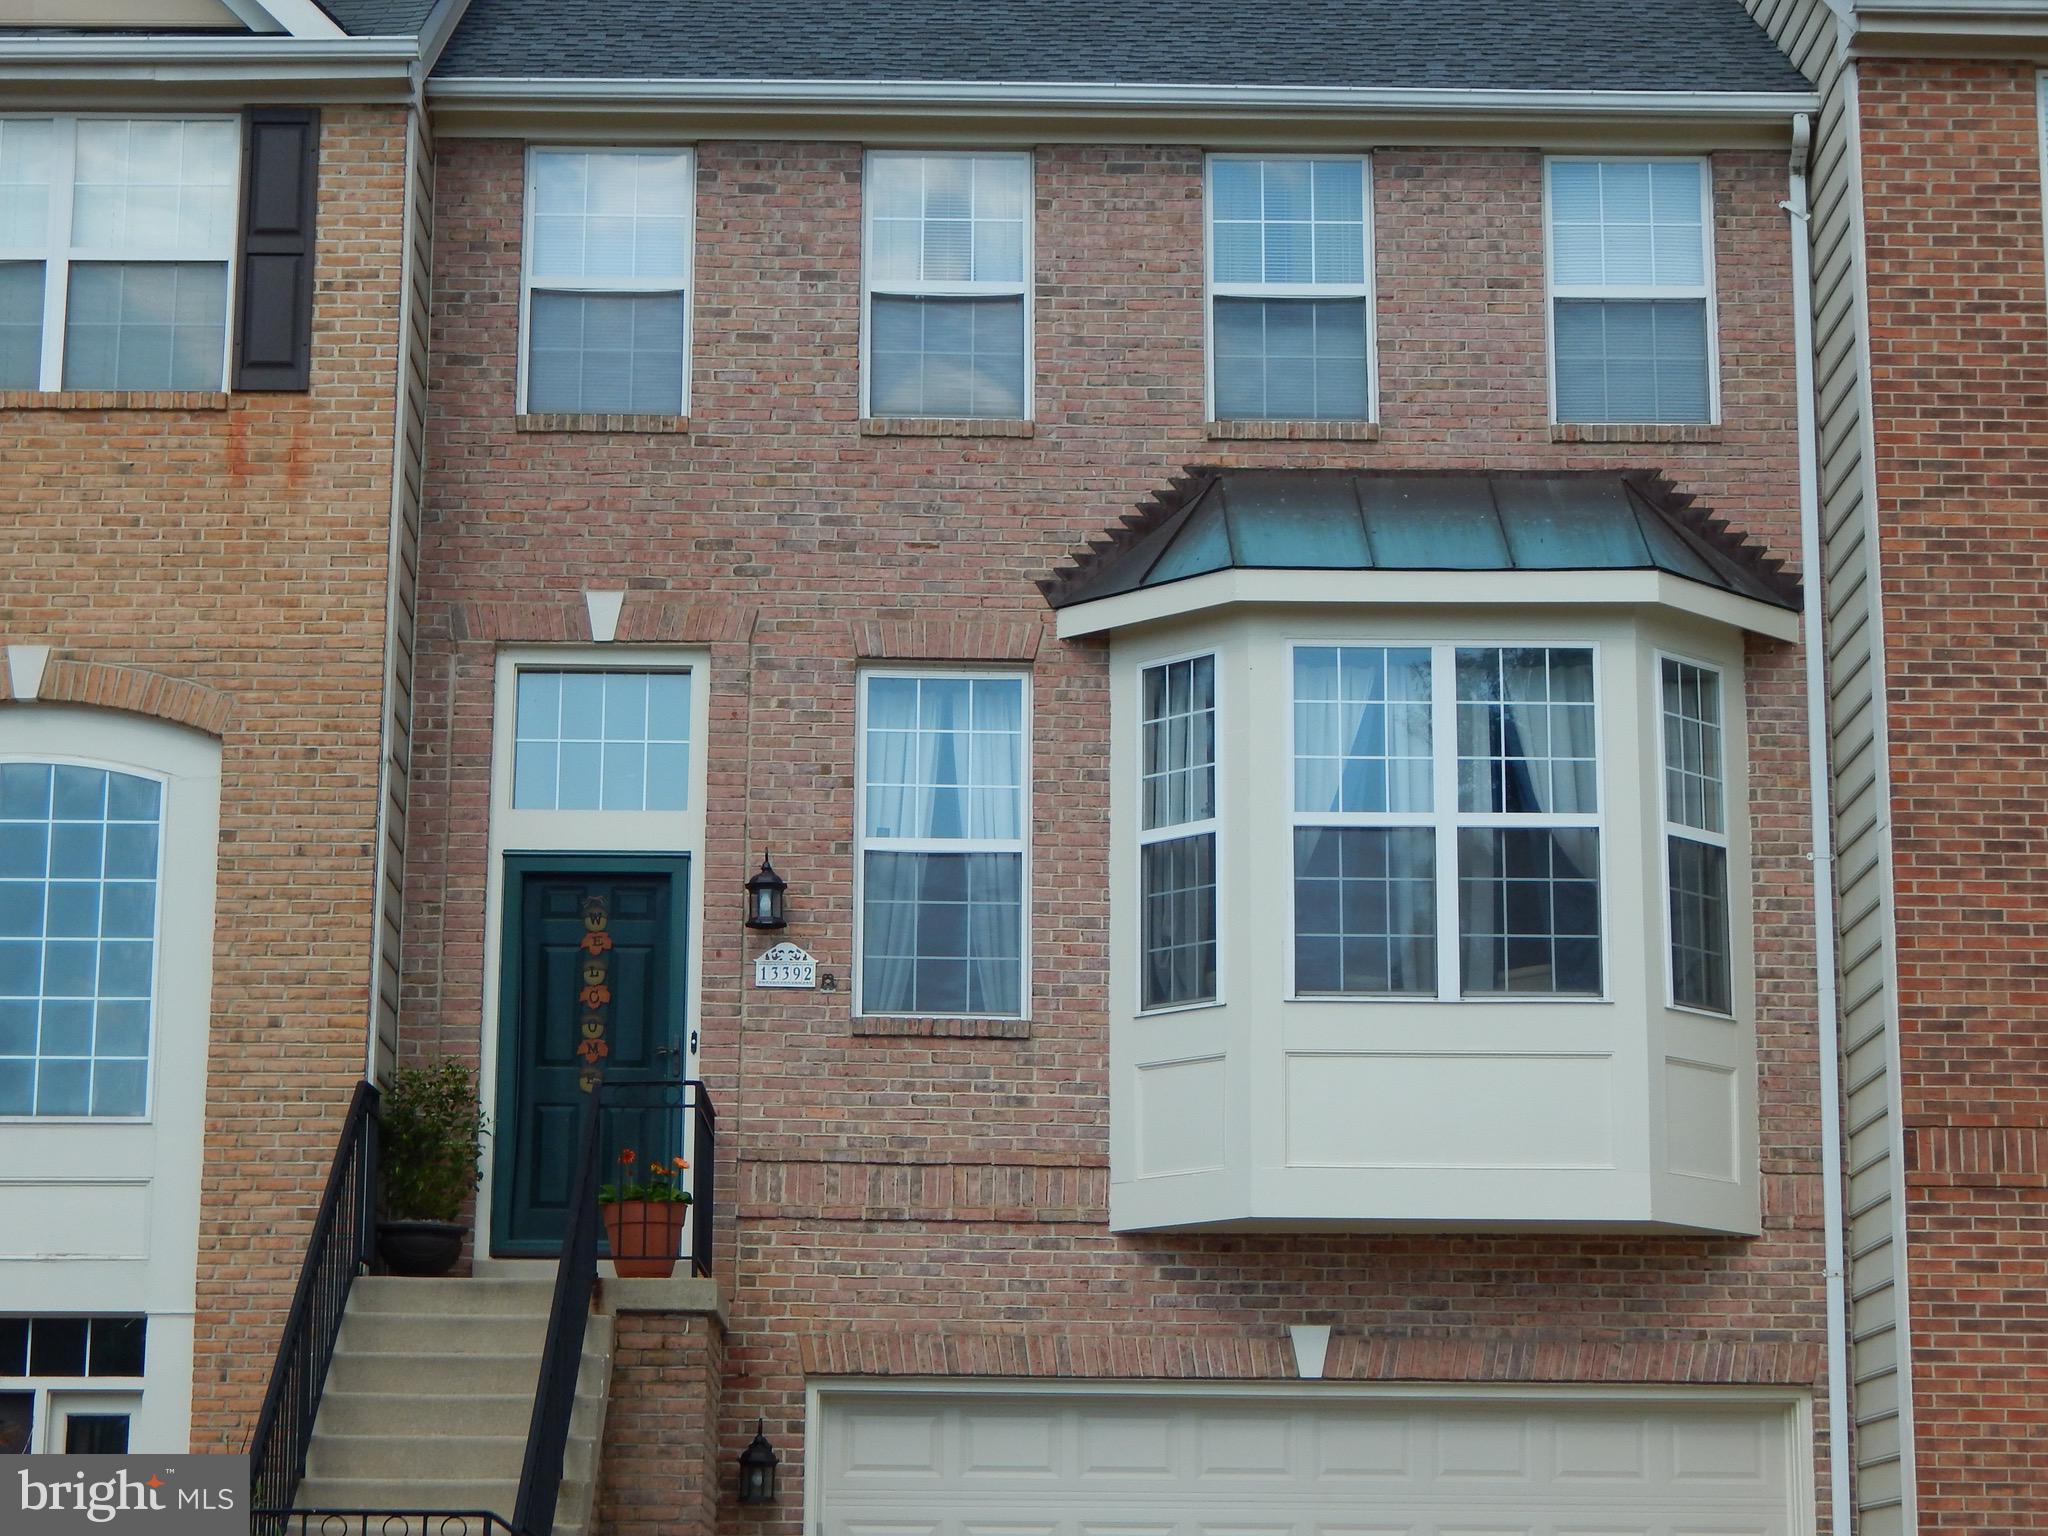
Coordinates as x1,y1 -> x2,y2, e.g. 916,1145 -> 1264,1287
753,942 -> 817,989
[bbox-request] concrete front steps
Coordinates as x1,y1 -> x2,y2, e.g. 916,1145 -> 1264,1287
296,1275 -> 613,1536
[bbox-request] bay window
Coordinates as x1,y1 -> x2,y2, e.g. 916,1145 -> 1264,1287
858,671 -> 1027,1018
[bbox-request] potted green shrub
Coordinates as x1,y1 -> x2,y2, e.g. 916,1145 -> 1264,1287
376,1060 -> 488,1277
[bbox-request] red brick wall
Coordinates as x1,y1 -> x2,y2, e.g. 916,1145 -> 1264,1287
599,1311 -> 725,1536
1858,59 -> 2048,1532
408,138 -> 1824,1531
0,104 -> 409,1447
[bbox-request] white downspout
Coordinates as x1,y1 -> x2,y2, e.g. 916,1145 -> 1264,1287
1785,110 -> 1852,1536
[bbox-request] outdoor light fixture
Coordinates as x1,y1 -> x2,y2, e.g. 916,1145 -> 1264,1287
743,854 -> 787,930
737,1419 -> 779,1504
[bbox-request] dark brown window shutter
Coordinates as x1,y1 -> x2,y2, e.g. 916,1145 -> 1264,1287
232,107 -> 320,392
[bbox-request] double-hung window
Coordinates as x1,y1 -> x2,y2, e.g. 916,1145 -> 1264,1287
858,672 -> 1026,1018
1207,155 -> 1372,421
1548,157 -> 1715,424
1660,657 -> 1731,1013
522,147 -> 693,416
1289,644 -> 1602,999
863,151 -> 1030,420
1139,654 -> 1218,1010
0,117 -> 237,392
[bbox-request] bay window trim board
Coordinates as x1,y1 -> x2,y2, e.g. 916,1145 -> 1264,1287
1054,570 -> 1801,642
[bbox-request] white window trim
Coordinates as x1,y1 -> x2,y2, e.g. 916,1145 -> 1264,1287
0,753 -> 168,1124
1136,646 -> 1224,1017
1655,648 -> 1735,1019
2,1383 -> 143,1454
859,148 -> 1035,421
1281,639 -> 1610,1005
1203,152 -> 1378,424
515,144 -> 696,418
0,113 -> 241,395
853,665 -> 1032,1022
1542,153 -> 1721,426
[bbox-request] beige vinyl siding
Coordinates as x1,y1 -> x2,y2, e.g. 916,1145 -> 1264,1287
1741,4 -> 1917,1533
369,109 -> 435,1084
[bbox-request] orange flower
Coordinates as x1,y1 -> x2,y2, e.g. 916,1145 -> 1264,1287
649,1164 -> 669,1178
672,1157 -> 689,1170
618,1148 -> 636,1166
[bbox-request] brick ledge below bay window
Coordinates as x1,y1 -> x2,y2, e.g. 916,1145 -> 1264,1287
859,416 -> 1035,438
1551,422 -> 1721,444
1206,418 -> 1381,441
0,390 -> 229,411
852,1015 -> 1032,1040
516,412 -> 690,433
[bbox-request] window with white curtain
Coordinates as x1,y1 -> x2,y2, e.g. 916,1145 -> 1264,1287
1207,155 -> 1372,421
1288,643 -> 1602,999
858,671 -> 1027,1018
0,117 -> 238,392
863,151 -> 1030,419
1140,654 -> 1218,1010
1661,656 -> 1731,1013
522,147 -> 693,416
1548,158 -> 1715,424
0,764 -> 161,1118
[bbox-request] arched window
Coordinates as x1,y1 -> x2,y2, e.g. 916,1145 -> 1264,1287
0,763 -> 162,1118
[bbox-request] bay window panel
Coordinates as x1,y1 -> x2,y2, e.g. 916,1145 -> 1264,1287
1141,834 -> 1216,1010
1455,646 -> 1597,816
1293,827 -> 1435,997
1458,827 -> 1603,997
1669,836 -> 1732,1014
0,119 -> 52,247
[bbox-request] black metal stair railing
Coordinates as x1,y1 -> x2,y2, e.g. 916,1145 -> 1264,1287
248,1079 -> 380,1531
511,1093 -> 604,1536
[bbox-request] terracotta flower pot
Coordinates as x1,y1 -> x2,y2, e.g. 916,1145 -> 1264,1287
602,1198 -> 688,1278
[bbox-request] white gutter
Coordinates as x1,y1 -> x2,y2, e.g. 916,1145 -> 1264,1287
1785,111 -> 1853,1536
426,75 -> 1819,120
0,36 -> 417,63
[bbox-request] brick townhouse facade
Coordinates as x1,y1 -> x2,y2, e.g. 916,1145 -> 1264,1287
3,0 -> 2040,1533
1735,1 -> 2048,1530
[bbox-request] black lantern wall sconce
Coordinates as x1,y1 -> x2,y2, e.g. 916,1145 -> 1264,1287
743,854 -> 787,930
737,1419 -> 780,1504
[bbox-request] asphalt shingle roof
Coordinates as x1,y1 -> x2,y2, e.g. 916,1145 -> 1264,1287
433,0 -> 1813,92
319,0 -> 439,36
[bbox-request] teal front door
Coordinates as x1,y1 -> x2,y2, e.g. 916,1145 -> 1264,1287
492,856 -> 690,1255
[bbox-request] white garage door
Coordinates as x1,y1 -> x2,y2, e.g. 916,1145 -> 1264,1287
815,1392 -> 1802,1536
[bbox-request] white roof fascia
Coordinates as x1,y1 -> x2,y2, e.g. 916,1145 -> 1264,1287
1849,0 -> 2048,51
425,76 -> 1820,121
0,34 -> 419,90
221,0 -> 347,36
1050,569 -> 1801,642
